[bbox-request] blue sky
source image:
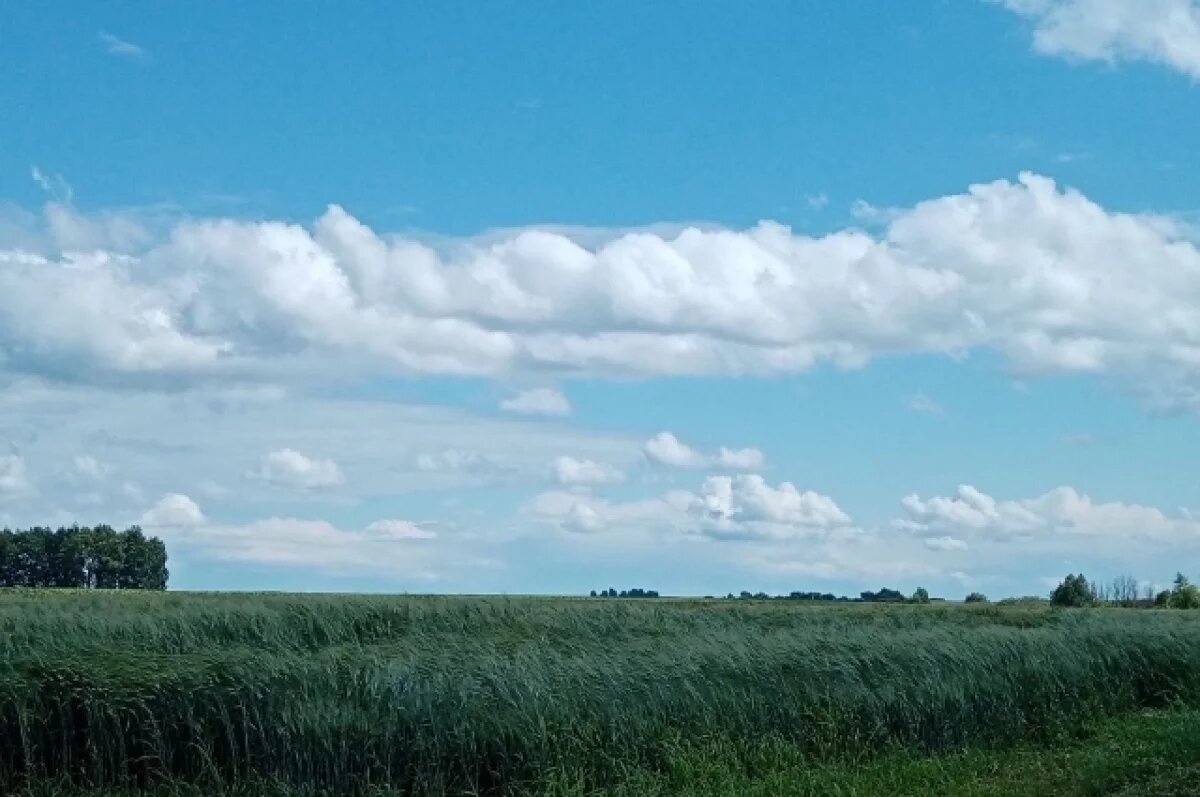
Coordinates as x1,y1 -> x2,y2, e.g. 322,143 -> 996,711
2,0 -> 1200,598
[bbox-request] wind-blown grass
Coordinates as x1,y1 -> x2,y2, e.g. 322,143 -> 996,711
1,591 -> 1199,794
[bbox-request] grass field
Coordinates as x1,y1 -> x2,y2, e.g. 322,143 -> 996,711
2,591 -> 1199,795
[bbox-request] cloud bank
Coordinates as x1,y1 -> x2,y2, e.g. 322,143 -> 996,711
5,174 -> 1200,410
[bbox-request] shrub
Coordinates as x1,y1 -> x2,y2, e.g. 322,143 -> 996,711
964,592 -> 988,604
1051,574 -> 1096,607
1169,573 -> 1200,609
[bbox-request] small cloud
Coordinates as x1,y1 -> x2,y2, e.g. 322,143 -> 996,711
907,393 -> 945,415
99,32 -> 147,60
644,432 -> 766,471
1055,152 -> 1092,164
1061,432 -> 1098,447
500,387 -> 571,418
73,455 -> 107,481
551,456 -> 624,486
717,447 -> 766,470
805,193 -> 829,210
644,432 -> 706,468
364,519 -> 437,540
141,493 -> 205,527
30,166 -> 74,203
925,536 -> 968,551
248,449 -> 344,489
415,449 -> 495,473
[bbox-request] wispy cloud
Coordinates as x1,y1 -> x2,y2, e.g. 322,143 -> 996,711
30,166 -> 73,203
908,394 -> 945,416
99,32 -> 147,60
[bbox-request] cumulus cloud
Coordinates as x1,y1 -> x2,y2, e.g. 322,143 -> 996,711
530,472 -> 851,541
249,449 -> 344,489
500,387 -> 571,417
0,455 -> 32,499
717,446 -> 766,469
897,484 -> 1200,540
643,432 -> 707,468
5,174 -> 1200,410
644,432 -> 765,470
995,0 -> 1200,79
141,492 -> 205,526
551,455 -> 624,485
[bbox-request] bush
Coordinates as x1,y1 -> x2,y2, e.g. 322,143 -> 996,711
1169,574 -> 1200,609
911,587 -> 930,604
964,592 -> 988,604
1051,574 -> 1096,607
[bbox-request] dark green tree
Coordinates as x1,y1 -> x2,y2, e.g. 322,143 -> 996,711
1050,574 -> 1096,607
0,525 -> 167,590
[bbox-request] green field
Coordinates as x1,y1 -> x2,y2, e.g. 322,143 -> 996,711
3,591 -> 1200,795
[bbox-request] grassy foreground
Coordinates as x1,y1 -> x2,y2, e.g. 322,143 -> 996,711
13,710 -> 1200,795
2,591 -> 1200,795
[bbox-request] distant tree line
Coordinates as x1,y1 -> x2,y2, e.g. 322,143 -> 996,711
586,574 -> 1200,609
709,587 -> 949,604
0,526 -> 168,589
1051,572 -> 1200,609
591,588 -> 659,598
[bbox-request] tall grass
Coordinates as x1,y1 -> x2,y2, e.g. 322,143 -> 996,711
1,591 -> 1199,795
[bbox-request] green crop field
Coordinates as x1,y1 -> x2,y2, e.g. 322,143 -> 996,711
3,591 -> 1200,796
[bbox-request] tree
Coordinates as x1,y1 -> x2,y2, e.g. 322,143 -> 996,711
1169,573 -> 1200,609
0,525 -> 167,590
964,592 -> 988,604
911,587 -> 930,604
1050,574 -> 1095,607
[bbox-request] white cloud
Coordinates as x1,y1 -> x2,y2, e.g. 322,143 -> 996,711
249,449 -> 344,489
500,387 -> 571,417
898,484 -> 1200,540
689,474 -> 853,538
644,432 -> 765,470
644,432 -> 707,468
158,517 -> 446,575
99,32 -> 147,59
907,393 -> 945,415
415,448 -> 499,474
6,174 -> 1200,410
364,519 -> 438,539
995,0 -> 1200,79
0,455 -> 32,499
925,535 -> 969,551
141,492 -> 205,527
531,472 -> 851,542
717,446 -> 766,469
551,455 -> 624,485
73,455 -> 107,481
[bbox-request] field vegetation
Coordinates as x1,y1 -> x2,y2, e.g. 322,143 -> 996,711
2,590 -> 1200,795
